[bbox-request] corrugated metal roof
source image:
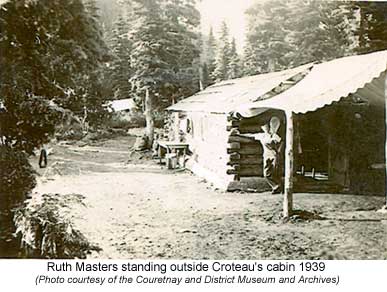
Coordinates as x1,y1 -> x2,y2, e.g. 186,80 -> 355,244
237,50 -> 387,116
167,63 -> 313,114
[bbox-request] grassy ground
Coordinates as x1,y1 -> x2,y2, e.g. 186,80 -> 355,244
30,134 -> 387,259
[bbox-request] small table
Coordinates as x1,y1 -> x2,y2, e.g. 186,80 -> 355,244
157,141 -> 189,168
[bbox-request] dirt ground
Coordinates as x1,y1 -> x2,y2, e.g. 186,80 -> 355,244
30,134 -> 387,260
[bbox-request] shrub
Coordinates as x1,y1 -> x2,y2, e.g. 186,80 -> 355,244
0,146 -> 36,210
0,146 -> 36,257
125,110 -> 147,128
106,110 -> 165,130
154,111 -> 166,128
14,193 -> 100,259
105,111 -> 145,129
0,96 -> 61,154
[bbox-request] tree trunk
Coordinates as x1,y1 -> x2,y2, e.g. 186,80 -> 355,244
145,88 -> 154,148
81,106 -> 88,133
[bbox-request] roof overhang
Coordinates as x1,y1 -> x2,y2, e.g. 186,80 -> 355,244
236,50 -> 387,117
167,63 -> 313,114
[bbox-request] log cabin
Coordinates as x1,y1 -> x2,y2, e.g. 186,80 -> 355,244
166,50 -> 387,216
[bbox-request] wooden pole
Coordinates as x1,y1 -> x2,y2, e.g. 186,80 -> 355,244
283,110 -> 294,218
385,73 -> 387,206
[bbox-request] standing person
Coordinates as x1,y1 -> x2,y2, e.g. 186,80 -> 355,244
241,118 -> 283,194
38,144 -> 48,168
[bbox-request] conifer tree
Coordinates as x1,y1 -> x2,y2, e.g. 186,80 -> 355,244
242,41 -> 260,76
243,0 -> 354,73
201,62 -> 211,89
354,1 -> 387,54
200,26 -> 217,88
211,21 -> 231,82
228,38 -> 242,79
129,0 -> 200,145
0,0 -> 109,152
206,27 -> 217,82
108,13 -> 132,100
163,0 -> 201,104
288,0 -> 353,66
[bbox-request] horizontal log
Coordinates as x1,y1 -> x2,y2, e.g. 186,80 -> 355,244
227,167 -> 263,177
229,128 -> 240,136
227,120 -> 240,127
229,152 -> 241,160
227,169 -> 238,175
239,124 -> 261,133
227,125 -> 238,132
228,135 -> 256,143
238,172 -> 263,177
227,115 -> 241,122
241,154 -> 263,160
239,164 -> 263,172
228,179 -> 271,192
227,157 -> 263,166
228,163 -> 262,170
228,142 -> 240,150
227,148 -> 262,155
241,143 -> 263,152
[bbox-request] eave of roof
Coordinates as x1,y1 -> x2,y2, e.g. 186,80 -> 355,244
167,63 -> 314,114
236,50 -> 387,116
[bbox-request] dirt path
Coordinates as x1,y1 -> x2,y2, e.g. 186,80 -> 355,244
31,136 -> 387,259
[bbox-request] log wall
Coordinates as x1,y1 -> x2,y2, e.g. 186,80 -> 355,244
175,111 -> 232,189
226,110 -> 286,181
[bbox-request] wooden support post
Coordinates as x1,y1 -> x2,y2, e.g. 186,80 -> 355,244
283,111 -> 294,218
385,73 -> 387,206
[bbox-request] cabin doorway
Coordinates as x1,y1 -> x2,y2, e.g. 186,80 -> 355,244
295,99 -> 386,195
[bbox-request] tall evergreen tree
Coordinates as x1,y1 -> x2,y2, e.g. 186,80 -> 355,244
205,26 -> 217,84
163,0 -> 201,104
95,0 -> 123,41
354,1 -> 387,54
108,13 -> 132,100
201,62 -> 210,89
228,37 -> 242,79
200,26 -> 217,88
78,0 -> 111,126
243,0 -> 293,73
243,0 -> 355,74
0,0 -> 109,152
242,41 -> 260,76
288,0 -> 353,67
129,0 -> 200,145
211,21 -> 231,82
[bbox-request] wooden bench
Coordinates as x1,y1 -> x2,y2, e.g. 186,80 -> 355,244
157,141 -> 189,168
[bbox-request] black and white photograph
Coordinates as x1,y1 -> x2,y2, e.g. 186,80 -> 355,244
1,0 -> 387,262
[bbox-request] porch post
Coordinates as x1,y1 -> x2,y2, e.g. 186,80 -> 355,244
385,73 -> 387,205
283,110 -> 294,218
